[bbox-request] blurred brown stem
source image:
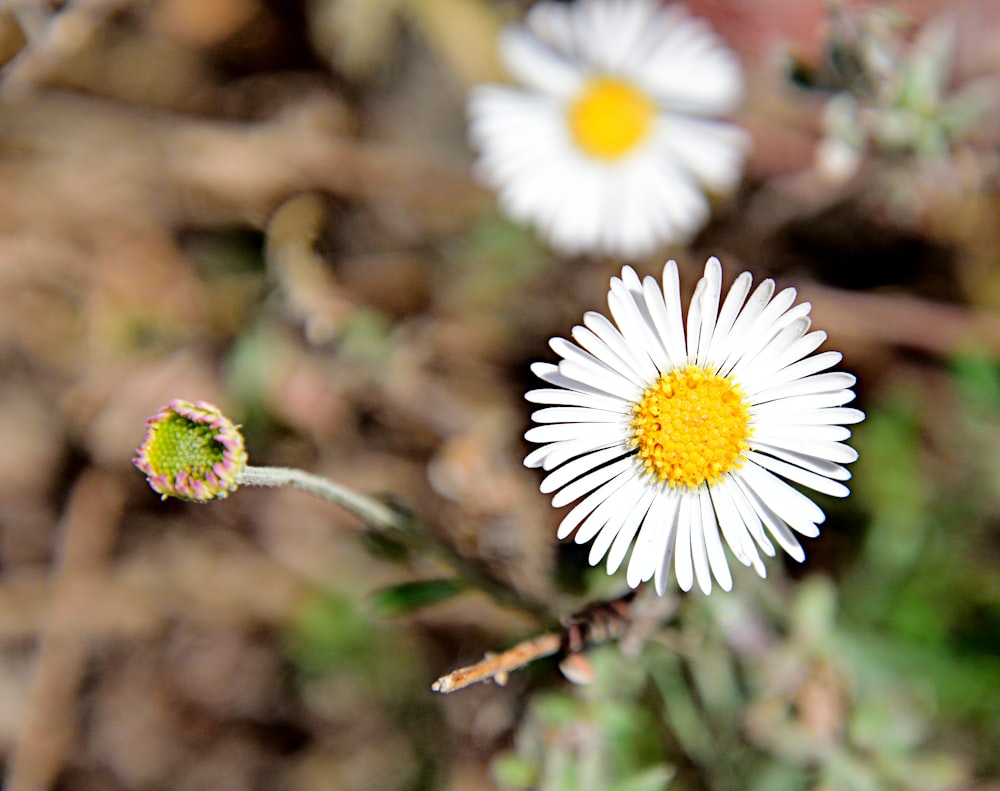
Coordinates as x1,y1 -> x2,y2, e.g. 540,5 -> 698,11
5,470 -> 125,791
807,280 -> 1000,357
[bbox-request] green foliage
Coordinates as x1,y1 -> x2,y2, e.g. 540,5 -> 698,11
842,362 -> 1000,765
850,396 -> 931,617
284,591 -> 421,696
950,351 -> 1000,414
492,645 -> 674,791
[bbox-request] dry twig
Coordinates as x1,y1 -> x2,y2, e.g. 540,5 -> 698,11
432,591 -> 640,694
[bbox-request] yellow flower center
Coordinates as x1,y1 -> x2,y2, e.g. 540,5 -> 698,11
568,76 -> 656,160
631,366 -> 752,489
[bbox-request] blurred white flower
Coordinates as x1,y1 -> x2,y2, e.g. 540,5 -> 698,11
468,0 -> 749,258
525,258 -> 864,595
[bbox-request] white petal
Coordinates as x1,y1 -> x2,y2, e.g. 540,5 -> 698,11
653,494 -> 682,595
607,276 -> 669,376
727,475 -> 776,557
532,406 -> 627,424
607,271 -> 672,373
525,435 -> 622,471
499,28 -> 582,96
705,270 -> 753,369
638,149 -> 711,246
673,494 -> 695,592
556,466 -> 635,539
532,362 -> 636,404
526,387 -> 628,411
688,492 -> 713,594
525,421 -> 621,445
551,456 -> 636,508
754,407 -> 866,427
718,290 -> 804,377
576,475 -> 649,544
570,324 -> 648,383
754,329 -> 826,377
731,322 -> 816,385
693,257 -> 722,367
754,438 -> 854,470
632,5 -> 744,114
751,440 -> 857,471
540,446 -> 630,494
751,423 -> 854,444
656,116 -> 749,193
523,0 -> 577,59
627,487 -> 672,586
752,372 -> 857,402
733,475 -> 806,561
711,278 -> 775,373
596,149 -> 705,256
583,0 -> 662,73
739,461 -> 829,532
586,492 -> 635,564
745,450 -> 851,498
644,263 -> 687,366
755,350 -> 845,391
686,278 -> 706,362
559,359 -> 644,402
603,485 -> 658,573
699,486 -> 733,591
751,390 -> 857,413
551,336 -> 645,386
583,309 -> 660,382
709,478 -> 763,573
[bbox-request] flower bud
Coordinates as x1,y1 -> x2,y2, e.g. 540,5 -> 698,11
133,399 -> 247,502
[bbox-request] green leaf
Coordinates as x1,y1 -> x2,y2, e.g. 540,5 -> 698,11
606,765 -> 675,791
645,645 -> 717,765
366,578 -> 469,617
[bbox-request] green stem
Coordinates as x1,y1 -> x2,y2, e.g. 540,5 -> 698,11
237,466 -> 401,531
237,465 -> 553,621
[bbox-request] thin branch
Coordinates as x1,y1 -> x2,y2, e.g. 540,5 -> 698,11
432,590 -> 643,694
432,633 -> 562,693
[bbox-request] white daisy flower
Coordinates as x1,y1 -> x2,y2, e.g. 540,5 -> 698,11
467,0 -> 749,258
525,258 -> 864,595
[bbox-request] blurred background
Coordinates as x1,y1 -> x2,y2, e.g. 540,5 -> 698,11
0,0 -> 998,789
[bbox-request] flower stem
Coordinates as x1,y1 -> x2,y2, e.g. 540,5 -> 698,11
237,466 -> 401,531
237,465 -> 553,621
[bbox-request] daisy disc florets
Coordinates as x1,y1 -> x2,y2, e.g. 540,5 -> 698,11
525,258 -> 864,595
468,0 -> 750,258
